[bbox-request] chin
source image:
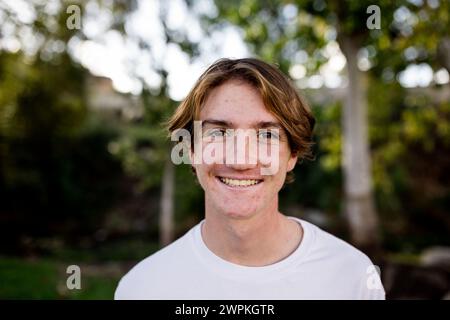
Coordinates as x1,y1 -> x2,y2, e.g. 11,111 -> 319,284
219,204 -> 260,220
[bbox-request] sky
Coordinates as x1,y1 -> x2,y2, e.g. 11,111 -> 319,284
72,0 -> 249,100
0,0 -> 449,100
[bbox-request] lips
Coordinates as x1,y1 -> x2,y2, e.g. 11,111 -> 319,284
217,176 -> 263,187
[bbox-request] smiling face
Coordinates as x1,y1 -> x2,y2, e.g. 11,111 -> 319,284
192,80 -> 297,220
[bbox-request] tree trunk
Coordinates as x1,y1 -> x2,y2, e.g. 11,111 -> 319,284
338,35 -> 380,255
159,156 -> 175,246
437,37 -> 450,74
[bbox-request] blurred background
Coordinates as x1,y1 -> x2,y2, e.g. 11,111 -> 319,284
0,0 -> 449,299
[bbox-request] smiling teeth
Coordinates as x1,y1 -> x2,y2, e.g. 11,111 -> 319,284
219,177 -> 261,187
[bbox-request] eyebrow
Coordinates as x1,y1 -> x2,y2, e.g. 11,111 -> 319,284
202,119 -> 231,127
202,119 -> 282,129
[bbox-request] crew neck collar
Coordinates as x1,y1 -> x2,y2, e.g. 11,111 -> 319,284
190,216 -> 315,281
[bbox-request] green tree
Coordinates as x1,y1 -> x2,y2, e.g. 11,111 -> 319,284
108,0 -> 203,245
0,0 -> 132,248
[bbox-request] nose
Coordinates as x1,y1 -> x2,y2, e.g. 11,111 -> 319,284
227,161 -> 258,171
224,131 -> 259,170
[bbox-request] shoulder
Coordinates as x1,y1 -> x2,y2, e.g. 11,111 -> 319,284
302,219 -> 375,269
114,228 -> 193,300
300,219 -> 385,299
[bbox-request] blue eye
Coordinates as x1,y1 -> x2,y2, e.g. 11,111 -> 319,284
205,128 -> 228,137
258,130 -> 279,140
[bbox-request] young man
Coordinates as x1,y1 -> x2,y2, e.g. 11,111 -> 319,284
115,58 -> 385,300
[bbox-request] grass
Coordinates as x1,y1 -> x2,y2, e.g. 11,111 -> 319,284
0,256 -> 123,299
385,251 -> 422,265
0,238 -> 161,299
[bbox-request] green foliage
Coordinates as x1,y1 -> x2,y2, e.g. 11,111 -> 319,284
174,164 -> 204,225
367,78 -> 450,249
108,84 -> 178,191
281,102 -> 343,214
0,257 -> 61,299
0,49 -> 124,249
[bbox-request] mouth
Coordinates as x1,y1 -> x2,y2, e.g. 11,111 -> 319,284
216,176 -> 263,188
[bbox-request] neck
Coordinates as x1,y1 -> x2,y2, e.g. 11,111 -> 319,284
202,201 -> 303,267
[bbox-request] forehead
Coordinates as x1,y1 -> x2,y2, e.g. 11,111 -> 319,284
200,80 -> 278,126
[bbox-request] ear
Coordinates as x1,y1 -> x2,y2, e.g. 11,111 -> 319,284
287,154 -> 298,172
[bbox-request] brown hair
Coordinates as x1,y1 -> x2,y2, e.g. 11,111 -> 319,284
165,58 -> 315,183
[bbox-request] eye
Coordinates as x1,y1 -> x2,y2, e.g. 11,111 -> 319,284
258,129 -> 279,141
205,128 -> 229,138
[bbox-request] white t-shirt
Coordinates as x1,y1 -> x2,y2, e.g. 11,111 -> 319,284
115,216 -> 385,300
